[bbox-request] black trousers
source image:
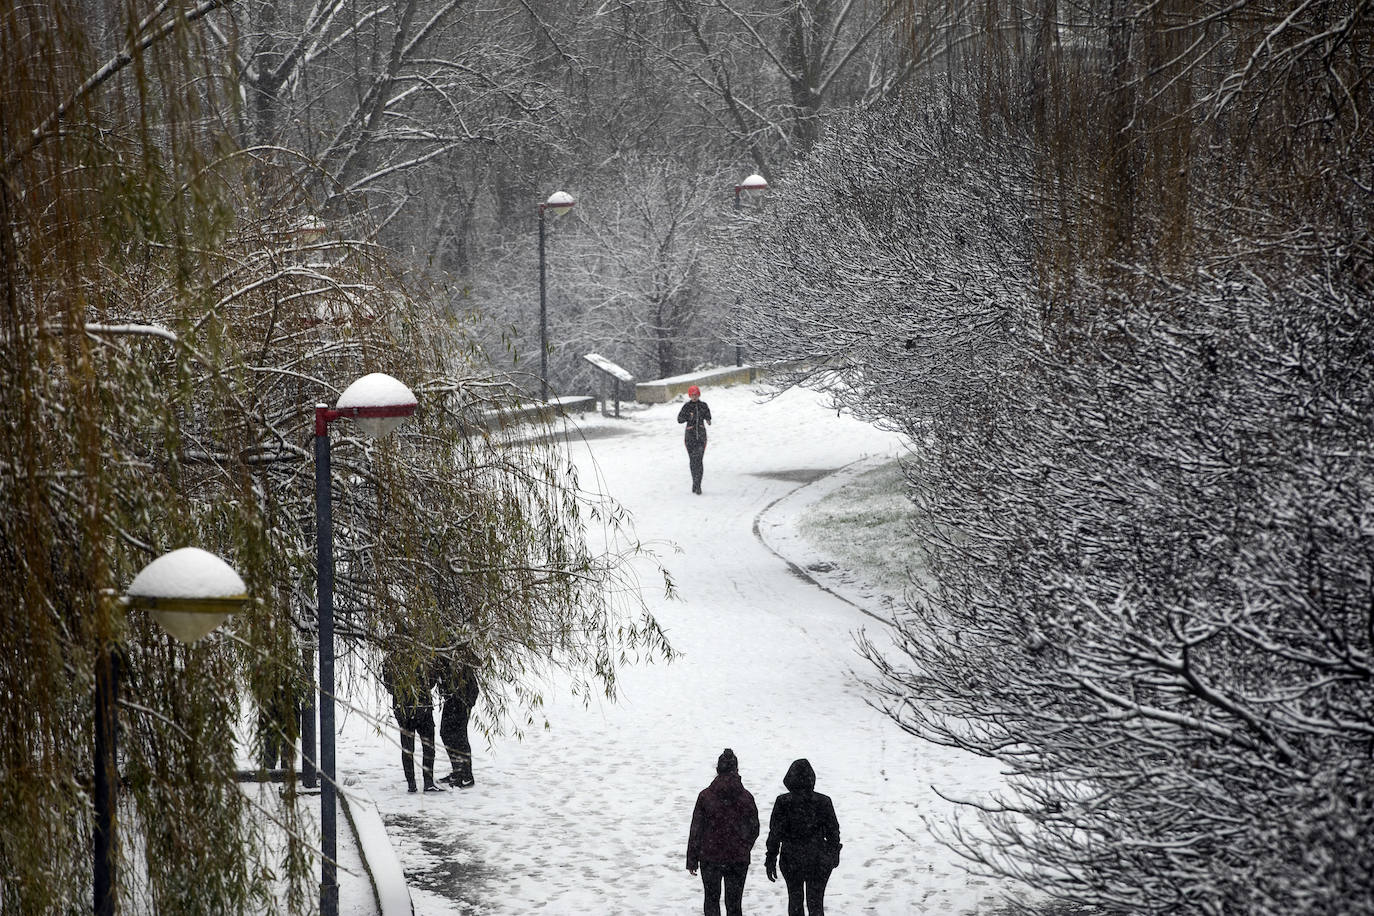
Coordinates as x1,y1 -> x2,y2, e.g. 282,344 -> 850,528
686,439 -> 706,490
394,703 -> 436,789
782,866 -> 830,916
699,861 -> 747,916
439,689 -> 476,781
258,686 -> 297,770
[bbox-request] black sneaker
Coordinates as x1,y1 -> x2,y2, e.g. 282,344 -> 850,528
423,781 -> 444,793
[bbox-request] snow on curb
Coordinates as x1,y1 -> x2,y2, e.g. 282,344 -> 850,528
340,780 -> 414,916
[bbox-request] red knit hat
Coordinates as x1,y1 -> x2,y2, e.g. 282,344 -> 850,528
687,385 -> 700,397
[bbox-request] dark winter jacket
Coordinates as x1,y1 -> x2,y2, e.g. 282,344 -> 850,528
432,654 -> 480,707
687,771 -> 760,868
765,759 -> 841,876
677,400 -> 712,446
382,652 -> 435,711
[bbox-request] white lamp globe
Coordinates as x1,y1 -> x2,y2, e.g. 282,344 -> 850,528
544,190 -> 575,217
738,173 -> 768,196
335,372 -> 417,438
126,547 -> 248,643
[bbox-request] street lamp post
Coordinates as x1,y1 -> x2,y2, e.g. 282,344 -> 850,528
731,172 -> 769,366
292,213 -> 329,793
538,190 -> 575,402
313,372 -> 416,916
97,548 -> 249,916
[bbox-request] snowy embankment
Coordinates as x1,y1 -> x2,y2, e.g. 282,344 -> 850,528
336,383 -> 1029,915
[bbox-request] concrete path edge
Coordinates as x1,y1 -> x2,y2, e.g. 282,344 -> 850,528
339,783 -> 415,916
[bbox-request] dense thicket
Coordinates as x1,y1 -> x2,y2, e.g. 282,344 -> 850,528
728,3 -> 1374,913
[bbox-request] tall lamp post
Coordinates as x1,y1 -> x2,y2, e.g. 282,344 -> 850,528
733,172 -> 768,210
97,548 -> 249,916
538,190 -> 575,401
313,372 -> 416,916
731,172 -> 769,365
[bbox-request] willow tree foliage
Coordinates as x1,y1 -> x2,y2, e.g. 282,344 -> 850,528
728,3 -> 1373,913
1,2 -> 670,913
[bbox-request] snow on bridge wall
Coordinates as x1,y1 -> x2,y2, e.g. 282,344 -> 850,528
634,365 -> 760,403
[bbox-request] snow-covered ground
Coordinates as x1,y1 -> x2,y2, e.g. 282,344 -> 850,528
335,383 -> 1027,915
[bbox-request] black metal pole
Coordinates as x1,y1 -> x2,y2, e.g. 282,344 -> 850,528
314,408 -> 338,916
94,645 -> 119,916
538,206 -> 548,402
300,642 -> 316,789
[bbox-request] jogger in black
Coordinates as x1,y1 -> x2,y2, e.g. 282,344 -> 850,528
677,385 -> 712,494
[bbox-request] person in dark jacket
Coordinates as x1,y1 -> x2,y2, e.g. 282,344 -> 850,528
687,748 -> 760,916
677,384 -> 712,494
765,759 -> 841,916
433,651 -> 480,788
257,679 -> 299,771
382,651 -> 442,793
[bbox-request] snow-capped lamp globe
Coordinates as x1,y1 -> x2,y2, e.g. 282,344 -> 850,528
331,372 -> 418,438
542,190 -> 575,218
124,547 -> 249,643
734,173 -> 768,209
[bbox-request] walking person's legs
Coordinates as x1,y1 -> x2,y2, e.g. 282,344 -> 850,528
783,870 -> 806,916
805,869 -> 831,915
721,862 -> 747,916
687,442 -> 706,493
699,862 -> 725,916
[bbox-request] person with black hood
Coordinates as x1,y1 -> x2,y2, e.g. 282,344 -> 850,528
677,384 -> 712,494
764,759 -> 842,916
687,748 -> 760,916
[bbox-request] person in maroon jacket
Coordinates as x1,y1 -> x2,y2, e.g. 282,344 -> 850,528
676,385 -> 712,494
687,748 -> 760,916
764,759 -> 842,916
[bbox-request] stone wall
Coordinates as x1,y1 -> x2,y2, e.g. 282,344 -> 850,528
634,365 -> 759,404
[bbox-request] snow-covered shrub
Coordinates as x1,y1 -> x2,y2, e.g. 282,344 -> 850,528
728,5 -> 1374,909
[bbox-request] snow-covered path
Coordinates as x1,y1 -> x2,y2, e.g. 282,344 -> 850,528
336,384 -> 1020,915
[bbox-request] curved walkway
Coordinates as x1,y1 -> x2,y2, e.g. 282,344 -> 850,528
336,383 -> 1022,915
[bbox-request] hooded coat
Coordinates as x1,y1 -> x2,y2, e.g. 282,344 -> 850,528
765,759 -> 841,876
687,771 -> 760,868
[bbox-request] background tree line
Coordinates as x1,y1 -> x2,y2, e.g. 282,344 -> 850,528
728,2 -> 1373,913
213,0 -> 912,391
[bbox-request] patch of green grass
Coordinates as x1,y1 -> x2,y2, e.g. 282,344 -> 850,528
796,459 -> 928,596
